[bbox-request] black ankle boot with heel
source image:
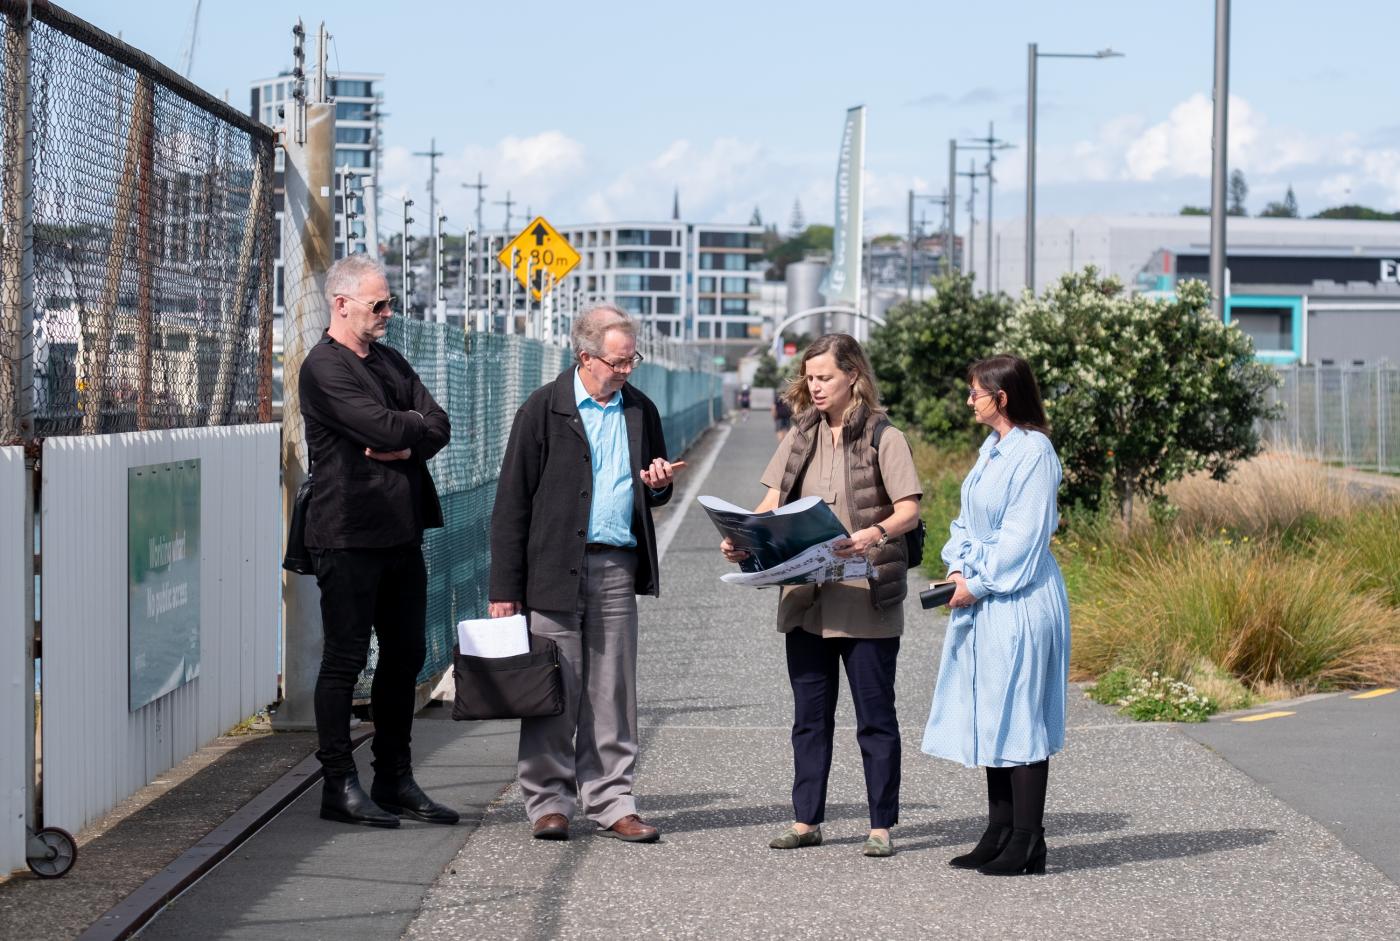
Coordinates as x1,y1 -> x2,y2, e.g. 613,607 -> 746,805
977,826 -> 1046,875
949,824 -> 1012,869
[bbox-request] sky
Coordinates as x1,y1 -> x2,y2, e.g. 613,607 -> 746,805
61,0 -> 1400,241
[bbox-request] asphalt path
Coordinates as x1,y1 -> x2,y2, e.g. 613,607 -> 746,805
403,416 -> 1400,940
130,414 -> 1400,939
1182,688 -> 1400,883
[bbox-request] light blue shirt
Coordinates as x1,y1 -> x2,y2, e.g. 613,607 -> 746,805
921,426 -> 1071,768
574,368 -> 636,547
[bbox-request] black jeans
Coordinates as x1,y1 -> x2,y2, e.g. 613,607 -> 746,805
310,545 -> 427,778
785,629 -> 902,829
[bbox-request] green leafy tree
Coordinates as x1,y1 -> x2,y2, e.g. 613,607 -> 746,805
867,273 -> 1011,445
1179,206 -> 1209,216
1228,169 -> 1249,216
1259,184 -> 1300,218
1007,268 -> 1280,524
751,350 -> 781,388
1312,204 -> 1400,221
765,224 -> 835,280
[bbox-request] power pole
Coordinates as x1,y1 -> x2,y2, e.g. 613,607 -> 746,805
463,173 -> 487,320
401,197 -> 414,316
413,138 -> 442,295
495,190 -> 516,232
963,122 -> 1013,293
435,213 -> 447,323
947,140 -> 958,275
959,160 -> 988,281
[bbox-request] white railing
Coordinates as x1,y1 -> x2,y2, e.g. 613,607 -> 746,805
1,448 -> 28,876
37,425 -> 281,837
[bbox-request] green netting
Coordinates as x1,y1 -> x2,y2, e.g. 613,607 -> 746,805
353,324 -> 721,696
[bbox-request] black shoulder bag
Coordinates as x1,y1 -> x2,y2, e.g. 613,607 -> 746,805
282,473 -> 315,575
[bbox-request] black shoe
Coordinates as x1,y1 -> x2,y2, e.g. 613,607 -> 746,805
320,772 -> 400,828
949,824 -> 1012,869
371,774 -> 460,825
977,827 -> 1047,876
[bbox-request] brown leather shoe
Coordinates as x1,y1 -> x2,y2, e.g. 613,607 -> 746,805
532,813 -> 570,840
598,814 -> 659,843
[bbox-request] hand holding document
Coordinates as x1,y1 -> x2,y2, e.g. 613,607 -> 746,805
700,494 -> 871,588
457,614 -> 530,658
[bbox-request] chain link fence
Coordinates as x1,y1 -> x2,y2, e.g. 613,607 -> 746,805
355,321 -> 722,696
1,1 -> 274,442
1262,363 -> 1399,473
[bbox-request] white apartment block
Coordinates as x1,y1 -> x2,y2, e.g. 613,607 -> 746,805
479,221 -> 766,343
249,70 -> 383,316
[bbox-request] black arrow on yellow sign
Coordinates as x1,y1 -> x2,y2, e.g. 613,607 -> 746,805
531,223 -> 548,245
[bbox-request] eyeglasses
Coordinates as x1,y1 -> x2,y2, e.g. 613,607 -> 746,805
592,351 -> 644,373
339,294 -> 397,316
969,387 -> 997,402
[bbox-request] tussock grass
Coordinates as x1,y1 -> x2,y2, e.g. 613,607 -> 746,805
1070,541 -> 1400,692
1165,453 -> 1357,540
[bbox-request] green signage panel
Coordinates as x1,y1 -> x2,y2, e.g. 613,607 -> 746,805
128,460 -> 201,712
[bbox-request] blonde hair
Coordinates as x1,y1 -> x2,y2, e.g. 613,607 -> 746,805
783,333 -> 885,423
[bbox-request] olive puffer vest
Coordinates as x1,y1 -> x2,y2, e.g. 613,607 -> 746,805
776,403 -> 908,610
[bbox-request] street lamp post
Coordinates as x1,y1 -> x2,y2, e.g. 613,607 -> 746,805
1025,43 -> 1123,294
1209,0 -> 1230,320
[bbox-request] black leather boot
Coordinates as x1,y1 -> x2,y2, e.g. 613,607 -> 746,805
978,827 -> 1046,875
949,824 -> 1012,869
371,774 -> 460,825
320,771 -> 400,828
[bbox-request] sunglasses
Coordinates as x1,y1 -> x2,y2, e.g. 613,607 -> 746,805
340,294 -> 397,316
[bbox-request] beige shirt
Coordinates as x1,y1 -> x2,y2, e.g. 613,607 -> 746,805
759,421 -> 923,639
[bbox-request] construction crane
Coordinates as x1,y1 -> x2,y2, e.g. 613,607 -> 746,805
179,0 -> 202,78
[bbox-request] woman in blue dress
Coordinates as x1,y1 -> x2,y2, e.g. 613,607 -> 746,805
922,354 -> 1070,876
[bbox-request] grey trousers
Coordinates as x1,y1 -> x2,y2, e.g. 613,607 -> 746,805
519,547 -> 640,828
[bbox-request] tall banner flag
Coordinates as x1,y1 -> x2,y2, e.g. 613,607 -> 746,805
822,105 -> 865,310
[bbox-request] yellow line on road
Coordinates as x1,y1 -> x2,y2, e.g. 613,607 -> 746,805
1233,711 -> 1295,723
1350,688 -> 1397,700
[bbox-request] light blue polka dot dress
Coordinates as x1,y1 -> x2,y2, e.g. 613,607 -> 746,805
921,426 -> 1071,768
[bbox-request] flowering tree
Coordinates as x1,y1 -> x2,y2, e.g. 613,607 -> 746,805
868,274 -> 1011,444
1008,269 -> 1279,524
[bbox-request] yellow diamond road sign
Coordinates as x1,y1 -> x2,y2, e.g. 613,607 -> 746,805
497,216 -> 580,299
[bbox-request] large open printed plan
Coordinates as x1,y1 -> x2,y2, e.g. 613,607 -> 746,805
698,494 -> 872,588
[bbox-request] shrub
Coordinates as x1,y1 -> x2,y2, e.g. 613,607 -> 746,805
1165,452 -> 1357,542
867,274 -> 1011,446
1008,270 -> 1280,523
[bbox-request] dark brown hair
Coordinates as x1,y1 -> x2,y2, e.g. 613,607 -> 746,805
968,354 -> 1050,435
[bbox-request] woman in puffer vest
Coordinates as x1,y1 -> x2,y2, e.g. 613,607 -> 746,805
719,333 -> 923,858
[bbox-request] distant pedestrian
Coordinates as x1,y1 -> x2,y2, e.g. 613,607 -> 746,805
489,304 -> 682,843
772,394 -> 792,442
921,354 -> 1070,876
719,334 -> 922,857
299,254 -> 458,829
736,384 -> 751,421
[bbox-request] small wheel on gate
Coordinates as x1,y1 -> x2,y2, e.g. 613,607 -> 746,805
27,827 -> 77,879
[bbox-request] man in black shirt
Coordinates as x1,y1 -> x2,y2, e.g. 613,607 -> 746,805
297,254 -> 455,828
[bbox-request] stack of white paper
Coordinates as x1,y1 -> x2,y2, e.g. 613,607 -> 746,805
456,614 -> 530,658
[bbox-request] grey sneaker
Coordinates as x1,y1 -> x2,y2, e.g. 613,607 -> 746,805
769,825 -> 823,849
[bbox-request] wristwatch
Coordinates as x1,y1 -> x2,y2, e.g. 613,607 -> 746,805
872,523 -> 889,546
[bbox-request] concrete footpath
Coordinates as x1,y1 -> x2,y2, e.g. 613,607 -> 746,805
135,415 -> 1400,940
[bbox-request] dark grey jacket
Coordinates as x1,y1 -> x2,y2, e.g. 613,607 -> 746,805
298,333 -> 450,549
489,368 -> 671,611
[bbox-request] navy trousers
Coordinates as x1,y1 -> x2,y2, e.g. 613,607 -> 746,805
785,629 -> 901,829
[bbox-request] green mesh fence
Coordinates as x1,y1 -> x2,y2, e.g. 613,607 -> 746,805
353,323 -> 721,696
